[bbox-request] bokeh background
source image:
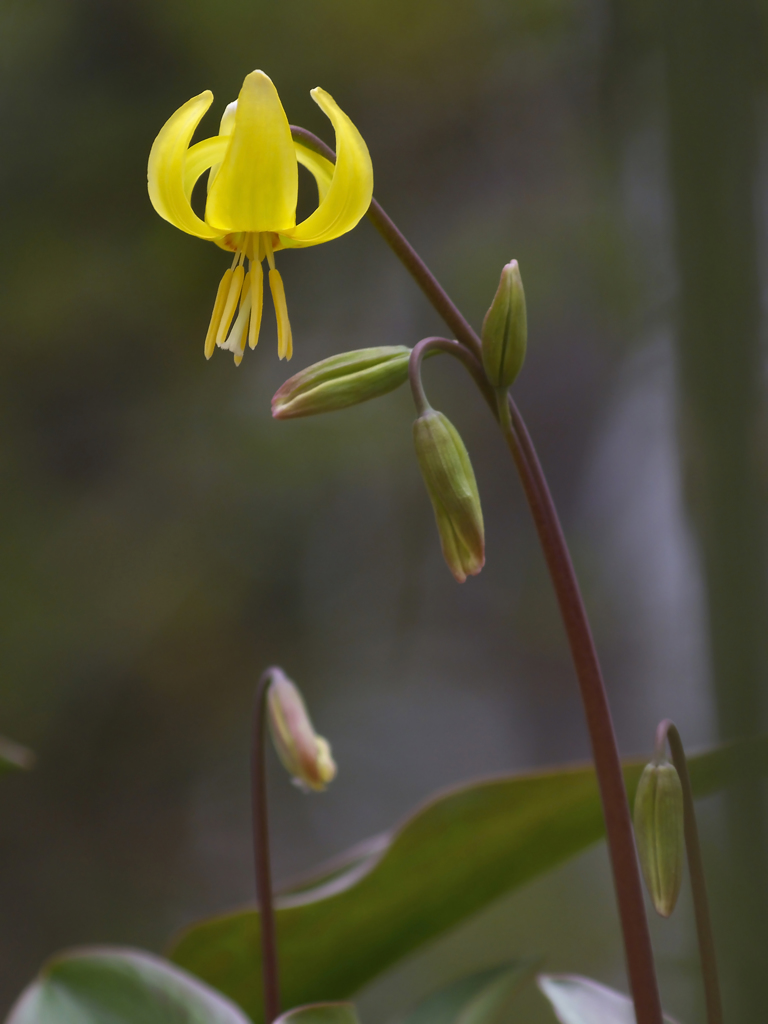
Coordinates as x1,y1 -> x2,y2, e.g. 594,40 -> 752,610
1,0 -> 766,1021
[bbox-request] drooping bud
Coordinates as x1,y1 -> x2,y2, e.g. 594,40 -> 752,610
413,409 -> 485,583
267,669 -> 337,792
481,259 -> 527,388
272,346 -> 412,418
633,761 -> 685,917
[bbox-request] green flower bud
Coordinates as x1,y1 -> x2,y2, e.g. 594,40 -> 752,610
272,346 -> 412,418
267,669 -> 337,792
481,259 -> 527,388
413,409 -> 485,583
634,761 -> 685,917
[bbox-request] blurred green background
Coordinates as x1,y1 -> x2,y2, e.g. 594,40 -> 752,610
1,0 -> 766,1021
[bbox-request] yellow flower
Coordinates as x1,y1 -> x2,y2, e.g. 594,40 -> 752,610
148,70 -> 373,365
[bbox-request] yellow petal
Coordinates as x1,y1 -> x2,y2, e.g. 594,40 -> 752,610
294,142 -> 334,205
269,269 -> 293,361
206,71 -> 298,234
148,90 -> 222,240
280,88 -> 373,249
183,135 -> 230,201
208,101 -> 237,194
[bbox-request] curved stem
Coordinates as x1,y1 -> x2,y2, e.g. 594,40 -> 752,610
656,720 -> 723,1024
409,337 -> 497,416
252,670 -> 281,1023
291,123 -> 662,1024
496,393 -> 662,1024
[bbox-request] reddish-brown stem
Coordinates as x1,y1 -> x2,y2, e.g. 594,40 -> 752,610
291,124 -> 662,1024
655,720 -> 723,1024
496,394 -> 662,1024
252,670 -> 281,1023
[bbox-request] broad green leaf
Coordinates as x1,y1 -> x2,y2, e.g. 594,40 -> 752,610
0,737 -> 34,776
400,962 -> 534,1024
277,1004 -> 360,1024
169,737 -> 767,1021
537,974 -> 680,1024
5,946 -> 252,1024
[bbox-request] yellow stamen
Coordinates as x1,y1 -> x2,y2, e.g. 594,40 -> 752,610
204,269 -> 233,360
269,268 -> 292,361
227,289 -> 253,366
249,261 -> 264,349
263,231 -> 276,272
215,264 -> 245,347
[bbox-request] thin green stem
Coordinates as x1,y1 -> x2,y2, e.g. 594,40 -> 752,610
252,669 -> 281,1023
291,124 -> 662,1024
655,720 -> 723,1024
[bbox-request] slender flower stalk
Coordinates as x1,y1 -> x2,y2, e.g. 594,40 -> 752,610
654,720 -> 723,1024
252,669 -> 281,1024
291,125 -> 664,1024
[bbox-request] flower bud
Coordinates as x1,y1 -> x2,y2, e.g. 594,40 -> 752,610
272,346 -> 412,418
267,669 -> 337,792
481,259 -> 527,388
413,409 -> 485,583
633,761 -> 685,917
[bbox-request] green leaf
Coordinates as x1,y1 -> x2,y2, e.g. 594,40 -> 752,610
0,737 -> 35,776
536,974 -> 680,1024
400,962 -> 534,1024
169,737 -> 767,1021
5,947 -> 252,1024
276,1005 -> 360,1024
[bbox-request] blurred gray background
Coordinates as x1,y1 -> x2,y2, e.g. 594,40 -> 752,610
1,0 -> 766,1021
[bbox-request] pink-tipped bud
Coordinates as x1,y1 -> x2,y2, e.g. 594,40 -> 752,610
413,409 -> 485,583
272,347 -> 412,418
267,669 -> 336,792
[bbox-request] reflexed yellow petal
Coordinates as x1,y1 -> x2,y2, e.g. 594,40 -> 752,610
269,269 -> 293,361
294,142 -> 334,205
183,136 -> 229,201
148,90 -> 222,240
280,88 -> 373,248
249,262 -> 264,349
216,265 -> 245,347
204,269 -> 233,359
206,71 -> 298,233
208,101 -> 238,194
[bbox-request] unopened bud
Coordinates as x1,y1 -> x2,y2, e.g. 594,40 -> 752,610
634,761 -> 685,917
267,669 -> 336,792
481,260 -> 527,388
413,409 -> 485,583
272,347 -> 412,419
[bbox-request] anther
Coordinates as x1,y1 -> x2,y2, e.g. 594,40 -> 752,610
215,264 -> 245,348
204,269 -> 233,360
249,261 -> 264,350
269,269 -> 293,361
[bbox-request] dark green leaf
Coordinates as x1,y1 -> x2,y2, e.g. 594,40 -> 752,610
5,947 -> 252,1024
536,974 -> 679,1024
400,962 -> 534,1024
169,737 -> 766,1021
0,737 -> 35,776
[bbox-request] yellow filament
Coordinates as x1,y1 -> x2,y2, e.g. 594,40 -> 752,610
269,268 -> 292,361
263,231 -> 276,271
215,264 -> 245,347
204,269 -> 233,359
249,261 -> 264,349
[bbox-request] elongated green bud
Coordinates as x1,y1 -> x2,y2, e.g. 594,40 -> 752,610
481,259 -> 527,388
413,409 -> 485,583
634,761 -> 685,917
272,346 -> 412,418
267,669 -> 337,792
